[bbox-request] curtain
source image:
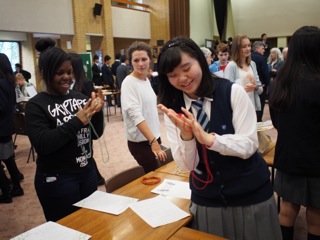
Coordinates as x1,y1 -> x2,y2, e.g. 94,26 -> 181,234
213,0 -> 227,41
169,0 -> 190,38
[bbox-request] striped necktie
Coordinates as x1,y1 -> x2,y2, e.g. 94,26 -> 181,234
192,99 -> 209,132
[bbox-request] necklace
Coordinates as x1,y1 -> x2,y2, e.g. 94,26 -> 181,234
175,120 -> 214,190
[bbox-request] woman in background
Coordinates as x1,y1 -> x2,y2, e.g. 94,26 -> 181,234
269,26 -> 320,240
224,34 -> 263,115
15,73 -> 35,97
121,41 -> 166,173
267,47 -> 284,81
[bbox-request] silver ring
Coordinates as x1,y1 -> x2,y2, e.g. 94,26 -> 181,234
86,113 -> 91,119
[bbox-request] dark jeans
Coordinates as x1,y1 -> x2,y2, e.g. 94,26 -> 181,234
34,164 -> 97,221
127,139 -> 161,173
256,90 -> 267,122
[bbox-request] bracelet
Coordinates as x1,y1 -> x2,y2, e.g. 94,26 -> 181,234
141,176 -> 161,185
149,137 -> 157,146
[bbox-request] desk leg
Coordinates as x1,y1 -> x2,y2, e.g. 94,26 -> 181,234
104,96 -> 110,122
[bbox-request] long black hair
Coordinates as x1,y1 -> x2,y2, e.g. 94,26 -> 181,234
0,53 -> 15,87
269,26 -> 320,110
69,52 -> 87,92
157,36 -> 214,109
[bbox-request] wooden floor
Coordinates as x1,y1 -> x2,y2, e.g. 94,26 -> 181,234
0,104 -> 308,239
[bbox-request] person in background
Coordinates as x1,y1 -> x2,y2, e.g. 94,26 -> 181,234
209,43 -> 229,74
282,47 -> 288,61
91,55 -> 103,86
116,55 -> 130,107
200,47 -> 212,66
111,53 -> 121,77
15,73 -> 35,97
261,33 -> 270,58
251,41 -> 270,122
0,53 -> 24,204
269,26 -> 320,240
102,55 -> 115,105
227,37 -> 233,51
208,47 -> 217,63
69,52 -> 105,186
121,41 -> 166,173
14,63 -> 31,83
25,39 -> 104,221
157,36 -> 281,240
224,34 -> 263,116
267,48 -> 284,82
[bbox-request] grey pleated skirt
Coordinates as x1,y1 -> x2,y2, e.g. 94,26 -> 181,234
0,140 -> 14,159
274,170 -> 320,208
189,196 -> 282,240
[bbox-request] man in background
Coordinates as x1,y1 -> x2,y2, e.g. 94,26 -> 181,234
251,41 -> 270,122
282,47 -> 288,61
14,63 -> 31,82
91,55 -> 103,86
261,33 -> 271,58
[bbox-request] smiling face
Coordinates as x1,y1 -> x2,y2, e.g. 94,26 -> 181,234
47,60 -> 73,95
131,50 -> 151,80
166,52 -> 202,99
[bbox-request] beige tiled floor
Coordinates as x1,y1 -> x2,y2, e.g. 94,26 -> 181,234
0,104 -> 307,239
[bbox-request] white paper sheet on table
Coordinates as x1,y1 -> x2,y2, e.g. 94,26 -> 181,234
26,85 -> 37,97
151,178 -> 191,199
10,221 -> 91,240
73,190 -> 138,215
129,195 -> 190,228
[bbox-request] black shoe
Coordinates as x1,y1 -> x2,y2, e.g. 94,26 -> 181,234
11,187 -> 24,197
0,194 -> 13,203
97,177 -> 105,186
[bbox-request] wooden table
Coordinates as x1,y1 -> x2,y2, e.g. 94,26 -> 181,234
156,161 -> 190,179
169,227 -> 228,240
57,171 -> 192,240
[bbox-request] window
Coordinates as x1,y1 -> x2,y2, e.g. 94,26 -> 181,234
0,41 -> 20,71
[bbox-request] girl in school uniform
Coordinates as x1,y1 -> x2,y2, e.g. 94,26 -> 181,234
157,36 -> 281,240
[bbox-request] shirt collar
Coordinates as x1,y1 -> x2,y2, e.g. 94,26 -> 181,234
183,92 -> 213,110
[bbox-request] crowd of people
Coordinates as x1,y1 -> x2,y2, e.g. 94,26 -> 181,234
1,25 -> 319,240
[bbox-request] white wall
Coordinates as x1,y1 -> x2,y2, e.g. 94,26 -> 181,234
190,0 -> 215,46
0,0 -> 74,35
230,0 -> 320,38
112,7 -> 151,39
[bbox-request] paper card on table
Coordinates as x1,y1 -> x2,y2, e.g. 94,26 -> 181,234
129,195 -> 190,228
10,221 -> 91,240
26,85 -> 37,97
73,190 -> 138,215
151,178 -> 191,199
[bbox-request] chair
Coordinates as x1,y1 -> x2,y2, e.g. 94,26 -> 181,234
158,146 -> 174,167
105,165 -> 145,193
262,143 -> 281,213
13,112 -> 35,163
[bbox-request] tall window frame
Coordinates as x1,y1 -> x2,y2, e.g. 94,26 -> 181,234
0,41 -> 20,71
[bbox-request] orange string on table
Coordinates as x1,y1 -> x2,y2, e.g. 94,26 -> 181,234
141,176 -> 161,185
